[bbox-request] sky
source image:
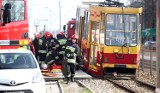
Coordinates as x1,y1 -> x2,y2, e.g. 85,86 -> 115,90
28,0 -> 129,37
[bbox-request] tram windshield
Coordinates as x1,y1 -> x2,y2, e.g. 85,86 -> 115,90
106,14 -> 137,46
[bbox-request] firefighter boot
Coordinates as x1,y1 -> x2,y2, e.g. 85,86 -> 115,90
71,76 -> 74,82
66,77 -> 70,84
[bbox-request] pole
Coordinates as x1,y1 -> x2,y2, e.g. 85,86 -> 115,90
44,25 -> 46,31
156,0 -> 160,92
36,25 -> 38,32
59,1 -> 61,31
50,12 -> 51,31
150,44 -> 152,76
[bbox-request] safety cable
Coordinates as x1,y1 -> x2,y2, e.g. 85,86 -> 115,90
115,6 -> 125,59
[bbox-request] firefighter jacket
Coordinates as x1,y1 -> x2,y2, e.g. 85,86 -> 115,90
45,49 -> 59,65
47,37 -> 58,51
46,37 -> 52,51
38,36 -> 47,54
65,41 -> 80,64
56,37 -> 67,55
32,38 -> 39,55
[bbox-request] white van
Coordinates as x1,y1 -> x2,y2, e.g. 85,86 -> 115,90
0,49 -> 46,93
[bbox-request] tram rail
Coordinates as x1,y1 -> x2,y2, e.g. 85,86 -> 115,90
107,79 -> 136,93
106,78 -> 155,93
136,79 -> 155,89
45,80 -> 64,93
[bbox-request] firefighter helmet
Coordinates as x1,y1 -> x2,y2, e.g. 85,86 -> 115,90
44,31 -> 52,38
35,33 -> 40,38
57,32 -> 65,38
71,34 -> 78,39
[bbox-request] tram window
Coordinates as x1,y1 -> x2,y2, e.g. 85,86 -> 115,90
106,14 -> 137,46
84,11 -> 89,40
91,21 -> 99,44
2,0 -> 24,22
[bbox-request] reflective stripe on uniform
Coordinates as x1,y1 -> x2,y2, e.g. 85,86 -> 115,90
58,51 -> 65,54
39,39 -> 43,45
55,56 -> 59,60
39,61 -> 45,64
67,74 -> 71,77
47,60 -> 54,65
66,46 -> 75,52
62,46 -> 65,49
52,47 -> 56,49
58,39 -> 67,45
55,44 -> 59,47
38,50 -> 47,53
46,51 -> 52,57
67,58 -> 76,63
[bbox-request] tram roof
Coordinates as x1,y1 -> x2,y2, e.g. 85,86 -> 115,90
90,6 -> 142,14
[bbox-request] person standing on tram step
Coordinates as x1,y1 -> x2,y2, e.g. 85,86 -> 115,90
65,34 -> 80,83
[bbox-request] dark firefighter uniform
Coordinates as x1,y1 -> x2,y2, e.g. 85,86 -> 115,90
65,34 -> 79,82
45,32 -> 60,66
38,32 -> 49,64
45,49 -> 59,69
56,32 -> 67,63
46,35 -> 58,52
32,33 -> 40,60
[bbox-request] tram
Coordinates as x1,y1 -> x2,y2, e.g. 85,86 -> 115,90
76,0 -> 142,78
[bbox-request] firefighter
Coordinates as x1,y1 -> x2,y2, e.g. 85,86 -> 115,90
38,31 -> 49,65
65,34 -> 80,83
56,32 -> 67,64
32,33 -> 40,59
45,32 -> 60,69
46,32 -> 58,51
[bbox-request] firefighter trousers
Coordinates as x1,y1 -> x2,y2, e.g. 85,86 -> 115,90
67,63 -> 76,77
38,53 -> 47,64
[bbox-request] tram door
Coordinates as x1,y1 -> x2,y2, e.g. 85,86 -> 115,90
89,21 -> 101,71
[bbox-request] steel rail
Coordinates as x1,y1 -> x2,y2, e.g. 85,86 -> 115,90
45,80 -> 64,93
107,79 -> 137,93
136,79 -> 155,89
75,80 -> 94,93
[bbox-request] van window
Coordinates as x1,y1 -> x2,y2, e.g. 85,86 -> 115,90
0,53 -> 37,69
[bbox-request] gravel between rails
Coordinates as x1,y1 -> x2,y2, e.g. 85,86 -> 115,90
59,68 -> 157,93
80,78 -> 129,93
115,79 -> 154,93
